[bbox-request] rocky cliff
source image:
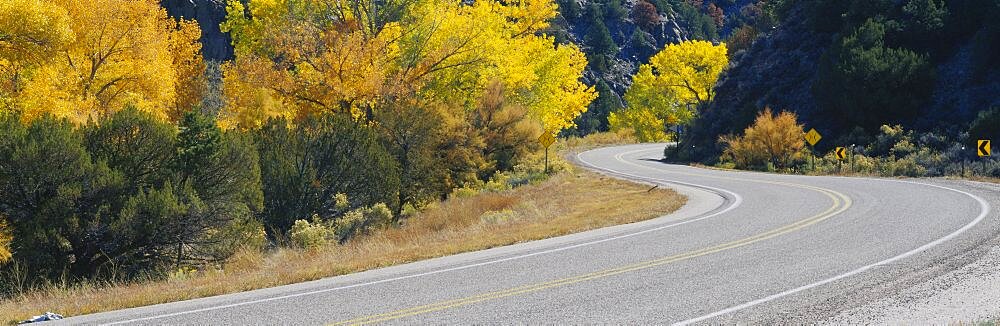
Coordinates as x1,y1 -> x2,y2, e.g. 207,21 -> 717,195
162,0 -> 233,61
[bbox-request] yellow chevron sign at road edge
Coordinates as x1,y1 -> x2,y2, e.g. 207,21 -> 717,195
835,147 -> 846,160
979,140 -> 991,157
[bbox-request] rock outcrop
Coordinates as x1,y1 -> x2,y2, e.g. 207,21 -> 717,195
162,0 -> 233,61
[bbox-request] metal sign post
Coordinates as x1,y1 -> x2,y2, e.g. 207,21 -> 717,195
804,129 -> 822,172
538,131 -> 556,173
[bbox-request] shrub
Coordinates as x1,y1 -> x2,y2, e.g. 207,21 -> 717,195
333,203 -> 394,244
886,156 -> 926,177
289,218 -> 331,249
631,1 -> 661,31
0,217 -> 10,264
0,109 -> 266,284
726,25 -> 759,55
720,108 -> 805,169
968,108 -> 1000,148
868,125 -> 911,157
479,209 -> 518,224
253,114 -> 400,236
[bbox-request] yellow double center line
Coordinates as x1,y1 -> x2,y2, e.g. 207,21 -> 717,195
332,172 -> 852,325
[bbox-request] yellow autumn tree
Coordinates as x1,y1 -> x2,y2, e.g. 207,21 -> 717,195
720,107 -> 805,169
0,0 -> 74,112
219,0 -> 594,133
405,0 -> 591,132
5,0 -> 204,123
615,40 -> 728,140
219,0 -> 406,128
607,108 -> 671,142
169,19 -> 207,122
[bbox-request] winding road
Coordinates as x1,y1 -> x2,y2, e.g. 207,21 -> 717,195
58,143 -> 999,325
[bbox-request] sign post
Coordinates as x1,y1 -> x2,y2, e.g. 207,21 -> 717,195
804,128 -> 822,171
835,147 -> 846,172
538,131 -> 556,173
979,140 -> 992,177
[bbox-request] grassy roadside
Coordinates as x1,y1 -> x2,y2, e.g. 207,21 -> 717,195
0,136 -> 685,323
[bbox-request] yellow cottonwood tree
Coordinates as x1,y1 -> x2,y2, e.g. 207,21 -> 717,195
616,40 -> 728,140
169,19 -> 207,122
5,0 -> 204,123
220,0 -> 594,133
219,0 -> 404,127
0,0 -> 74,112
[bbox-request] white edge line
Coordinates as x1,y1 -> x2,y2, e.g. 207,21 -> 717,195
673,179 -> 992,325
102,146 -> 742,325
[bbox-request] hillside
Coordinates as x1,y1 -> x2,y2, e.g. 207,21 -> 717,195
682,0 -> 1000,161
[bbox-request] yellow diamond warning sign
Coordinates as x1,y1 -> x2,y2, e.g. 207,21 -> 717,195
805,128 -> 822,146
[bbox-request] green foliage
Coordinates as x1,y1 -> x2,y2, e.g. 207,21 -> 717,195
628,29 -> 657,60
0,113 -> 102,281
814,18 -> 934,131
573,80 -> 622,135
253,114 -> 400,236
675,1 -> 719,40
558,0 -> 582,19
289,218 -> 331,249
174,111 -> 221,183
968,107 -> 1000,151
597,0 -> 628,20
333,203 -> 394,244
0,109 -> 265,288
585,4 -> 619,63
375,100 -> 449,219
289,201 -> 395,248
84,107 -> 177,191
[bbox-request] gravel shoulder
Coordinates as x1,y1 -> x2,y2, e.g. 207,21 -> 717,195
819,179 -> 1000,324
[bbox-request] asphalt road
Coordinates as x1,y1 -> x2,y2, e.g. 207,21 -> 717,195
58,143 -> 999,325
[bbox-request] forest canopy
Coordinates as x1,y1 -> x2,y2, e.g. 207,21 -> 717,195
219,0 -> 596,133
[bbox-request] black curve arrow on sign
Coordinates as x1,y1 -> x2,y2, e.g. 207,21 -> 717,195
980,140 -> 991,156
836,147 -> 845,159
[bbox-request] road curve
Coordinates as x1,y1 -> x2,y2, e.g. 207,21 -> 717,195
57,143 -> 998,325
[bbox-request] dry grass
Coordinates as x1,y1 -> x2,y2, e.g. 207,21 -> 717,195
0,166 -> 684,323
560,128 -> 639,153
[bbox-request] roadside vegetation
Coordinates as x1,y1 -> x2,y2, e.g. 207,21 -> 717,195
0,133 -> 684,323
710,108 -> 1000,179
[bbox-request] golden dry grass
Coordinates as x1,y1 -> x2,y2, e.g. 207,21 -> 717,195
0,166 -> 684,323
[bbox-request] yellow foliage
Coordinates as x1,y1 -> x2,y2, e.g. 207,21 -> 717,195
607,107 -> 669,142
169,19 -> 207,122
2,0 -> 204,124
0,0 -> 74,112
220,0 -> 404,123
622,40 -> 728,130
720,107 -> 805,169
0,217 -> 11,264
220,0 -> 594,133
